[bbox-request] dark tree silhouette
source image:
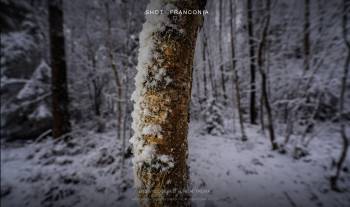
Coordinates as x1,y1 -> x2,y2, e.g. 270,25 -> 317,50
49,0 -> 71,138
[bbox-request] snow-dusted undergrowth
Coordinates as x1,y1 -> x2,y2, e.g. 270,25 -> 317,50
1,120 -> 349,207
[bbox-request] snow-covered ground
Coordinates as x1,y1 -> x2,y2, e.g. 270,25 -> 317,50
1,120 -> 350,207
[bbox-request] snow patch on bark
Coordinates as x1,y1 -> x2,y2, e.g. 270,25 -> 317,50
142,124 -> 162,137
130,0 -> 178,188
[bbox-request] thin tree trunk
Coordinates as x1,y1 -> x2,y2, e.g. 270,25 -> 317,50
219,0 -> 227,103
230,0 -> 246,140
203,30 -> 217,97
105,2 -> 122,139
257,0 -> 277,150
247,0 -> 257,124
304,0 -> 310,71
330,0 -> 350,191
195,65 -> 201,107
260,92 -> 265,133
49,0 -> 71,138
202,31 -> 208,98
130,0 -> 206,206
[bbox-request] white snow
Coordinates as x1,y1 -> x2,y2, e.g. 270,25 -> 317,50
133,144 -> 156,168
0,31 -> 35,66
16,60 -> 51,100
142,124 -> 162,137
1,120 -> 349,207
28,103 -> 52,120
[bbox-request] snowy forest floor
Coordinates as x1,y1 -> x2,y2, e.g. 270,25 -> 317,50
1,120 -> 350,207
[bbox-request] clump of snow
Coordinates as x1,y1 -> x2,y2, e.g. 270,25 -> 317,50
28,103 -> 52,120
158,155 -> 174,170
132,145 -> 156,168
0,31 -> 35,67
165,76 -> 173,85
16,60 -> 51,100
142,124 -> 162,137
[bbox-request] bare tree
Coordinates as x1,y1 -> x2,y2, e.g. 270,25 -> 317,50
49,0 -> 71,138
256,0 -> 277,150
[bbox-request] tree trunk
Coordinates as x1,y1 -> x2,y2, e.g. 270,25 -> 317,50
256,0 -> 277,150
230,0 -> 246,140
260,92 -> 265,133
303,0 -> 310,71
247,0 -> 257,124
202,32 -> 208,98
49,0 -> 71,138
130,0 -> 205,206
330,0 -> 350,191
105,2 -> 122,139
203,29 -> 217,97
219,0 -> 227,103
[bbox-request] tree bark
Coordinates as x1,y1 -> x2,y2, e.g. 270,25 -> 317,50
247,0 -> 257,124
130,0 -> 206,206
330,0 -> 350,191
49,0 -> 71,138
230,0 -> 246,140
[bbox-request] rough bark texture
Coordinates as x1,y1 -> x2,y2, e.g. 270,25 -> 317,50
247,0 -> 257,124
49,0 -> 71,138
131,0 -> 205,206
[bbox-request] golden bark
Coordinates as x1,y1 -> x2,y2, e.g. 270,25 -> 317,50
131,0 -> 205,206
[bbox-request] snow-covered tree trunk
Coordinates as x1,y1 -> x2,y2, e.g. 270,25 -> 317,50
130,0 -> 205,206
49,0 -> 71,138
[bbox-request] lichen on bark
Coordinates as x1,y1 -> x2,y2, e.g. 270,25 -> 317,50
130,0 -> 204,206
